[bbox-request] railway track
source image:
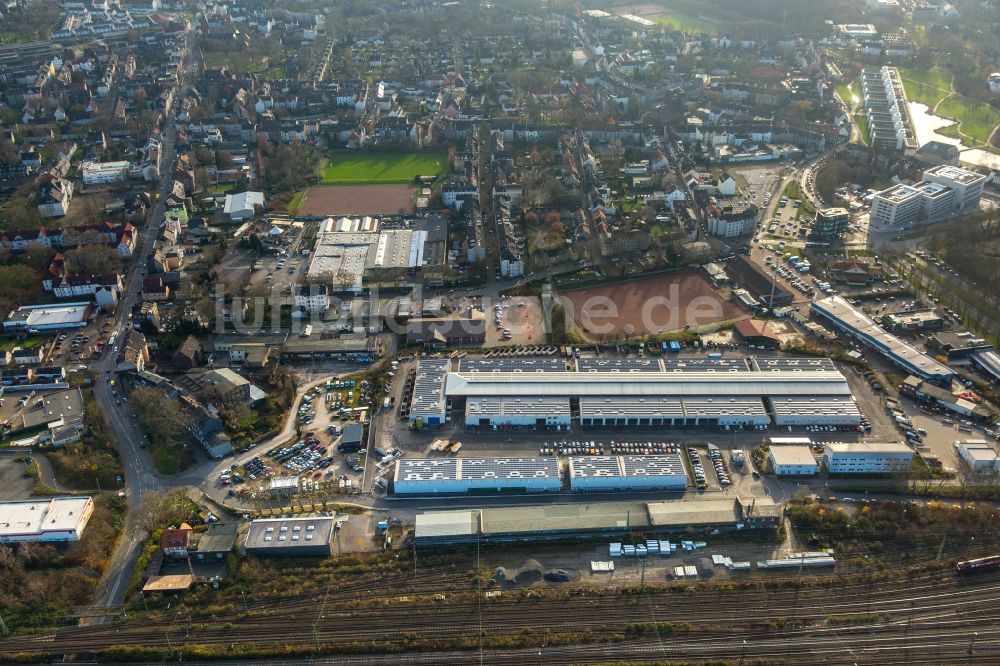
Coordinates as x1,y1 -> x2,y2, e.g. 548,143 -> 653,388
8,568 -> 1000,663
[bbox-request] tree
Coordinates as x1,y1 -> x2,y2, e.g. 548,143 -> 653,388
135,489 -> 194,533
0,138 -> 18,166
64,244 -> 121,275
128,387 -> 193,451
23,245 -> 55,271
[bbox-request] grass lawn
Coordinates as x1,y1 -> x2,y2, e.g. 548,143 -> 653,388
899,67 -> 951,107
0,336 -> 42,352
320,152 -> 446,185
855,114 -> 870,145
148,441 -> 192,475
835,79 -> 858,108
654,13 -> 717,33
288,189 -> 307,213
935,96 -> 1000,145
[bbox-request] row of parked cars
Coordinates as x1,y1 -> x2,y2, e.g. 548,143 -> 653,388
707,448 -> 731,487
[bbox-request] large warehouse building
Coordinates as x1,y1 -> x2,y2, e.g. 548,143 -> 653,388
414,356 -> 862,429
822,442 -> 913,474
568,454 -> 688,491
244,517 -> 336,556
811,295 -> 953,383
393,457 -> 562,494
0,497 -> 94,543
413,497 -> 782,545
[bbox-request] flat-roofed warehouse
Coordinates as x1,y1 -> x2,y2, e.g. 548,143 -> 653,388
441,362 -> 860,429
244,517 -> 336,556
393,457 -> 561,494
768,395 -> 862,426
3,302 -> 93,332
413,498 -> 781,545
812,295 -> 953,383
569,454 -> 688,491
768,445 -> 820,476
579,395 -> 770,427
413,503 -> 648,544
0,496 -> 94,543
647,497 -> 781,530
465,396 -> 572,428
408,359 -> 449,425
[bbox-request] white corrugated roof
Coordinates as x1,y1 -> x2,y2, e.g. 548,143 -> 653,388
446,369 -> 852,398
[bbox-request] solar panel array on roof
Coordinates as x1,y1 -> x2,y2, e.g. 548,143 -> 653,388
770,396 -> 860,415
460,357 -> 566,373
576,358 -> 662,372
459,457 -> 559,480
396,457 -> 459,481
466,396 -> 571,417
568,456 -> 622,478
756,357 -> 837,372
568,454 -> 688,490
409,359 -> 449,423
661,357 -> 750,371
579,396 -> 685,417
393,457 -> 562,494
620,455 -> 687,477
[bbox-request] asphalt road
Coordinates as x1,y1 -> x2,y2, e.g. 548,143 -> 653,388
87,26 -> 198,613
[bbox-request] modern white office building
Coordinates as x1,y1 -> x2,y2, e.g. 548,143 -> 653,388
769,446 -> 820,476
568,454 -> 688,491
393,457 -> 561,494
81,160 -> 129,185
0,497 -> 94,542
822,442 -> 913,474
922,165 -> 987,212
870,165 -> 986,227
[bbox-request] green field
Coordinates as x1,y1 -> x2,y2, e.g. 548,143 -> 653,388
654,13 -> 718,34
287,189 -> 307,213
855,114 -> 870,145
935,96 -> 1000,145
320,152 -> 446,184
899,67 -> 952,108
835,79 -> 858,109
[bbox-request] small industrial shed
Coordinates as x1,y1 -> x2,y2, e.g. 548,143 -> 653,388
768,445 -> 820,476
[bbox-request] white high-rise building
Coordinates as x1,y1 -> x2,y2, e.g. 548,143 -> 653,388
870,165 -> 985,227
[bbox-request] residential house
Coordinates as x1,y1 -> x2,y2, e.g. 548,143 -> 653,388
202,368 -> 251,407
118,331 -> 150,373
34,366 -> 66,383
160,523 -> 192,559
141,276 -> 170,301
186,406 -> 233,458
172,335 -> 203,370
11,347 -> 42,365
36,176 -> 74,217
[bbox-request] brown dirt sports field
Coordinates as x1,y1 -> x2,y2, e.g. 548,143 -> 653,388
298,185 -> 415,216
560,270 -> 748,337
